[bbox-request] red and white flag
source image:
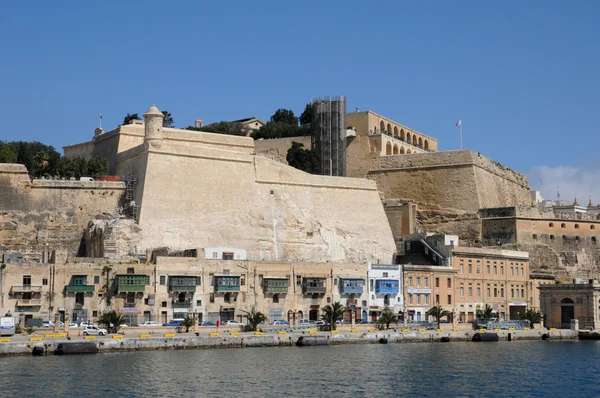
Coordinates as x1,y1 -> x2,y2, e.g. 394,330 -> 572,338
455,119 -> 462,126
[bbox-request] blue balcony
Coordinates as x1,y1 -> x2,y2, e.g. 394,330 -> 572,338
375,280 -> 399,294
340,278 -> 364,294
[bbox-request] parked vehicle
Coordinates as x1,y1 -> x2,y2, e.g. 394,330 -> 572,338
138,321 -> 161,327
79,321 -> 95,328
298,319 -> 314,325
82,325 -> 107,336
271,320 -> 289,325
163,320 -> 183,327
314,320 -> 326,326
69,322 -> 79,328
200,321 -> 215,327
42,321 -> 65,328
224,320 -> 244,327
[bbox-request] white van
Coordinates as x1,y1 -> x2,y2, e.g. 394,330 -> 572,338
80,177 -> 95,182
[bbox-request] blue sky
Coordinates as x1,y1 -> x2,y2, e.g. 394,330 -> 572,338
1,1 -> 599,201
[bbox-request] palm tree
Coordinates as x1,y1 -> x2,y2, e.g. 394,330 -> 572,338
321,302 -> 346,330
242,309 -> 268,332
476,304 -> 494,320
181,316 -> 194,333
98,310 -> 126,334
521,308 -> 543,328
426,305 -> 452,329
377,307 -> 398,330
101,265 -> 115,306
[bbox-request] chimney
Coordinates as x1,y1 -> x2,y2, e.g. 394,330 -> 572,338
195,119 -> 204,128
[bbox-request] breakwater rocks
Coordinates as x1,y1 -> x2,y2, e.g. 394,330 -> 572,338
0,328 -> 578,357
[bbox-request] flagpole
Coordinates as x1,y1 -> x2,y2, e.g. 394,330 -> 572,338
460,122 -> 463,150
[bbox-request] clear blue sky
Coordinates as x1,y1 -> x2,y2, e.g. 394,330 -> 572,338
1,1 -> 599,201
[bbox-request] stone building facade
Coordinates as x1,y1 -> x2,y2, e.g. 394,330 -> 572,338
539,280 -> 600,330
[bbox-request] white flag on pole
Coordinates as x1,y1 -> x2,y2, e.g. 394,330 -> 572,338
455,119 -> 462,126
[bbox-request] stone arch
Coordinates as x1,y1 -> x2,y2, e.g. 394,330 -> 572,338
273,293 -> 279,303
592,237 -> 597,244
400,147 -> 405,154
407,149 -> 412,154
591,225 -> 596,230
575,224 -> 579,229
400,129 -> 405,141
386,141 -> 392,155
575,236 -> 580,242
393,126 -> 399,137
386,123 -> 392,135
413,135 -> 418,146
561,298 -> 574,304
562,235 -> 567,241
533,234 -> 538,240
418,137 -> 423,148
380,121 -> 385,134
550,234 -> 555,240
424,139 -> 429,150
393,144 -> 399,154
406,132 -> 411,143
549,223 -> 554,228
561,223 -> 566,228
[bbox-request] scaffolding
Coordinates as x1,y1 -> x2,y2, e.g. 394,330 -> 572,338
122,170 -> 139,221
311,96 -> 347,177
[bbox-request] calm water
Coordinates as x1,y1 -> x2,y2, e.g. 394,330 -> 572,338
1,341 -> 599,397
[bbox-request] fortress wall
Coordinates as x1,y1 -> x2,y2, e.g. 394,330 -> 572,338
0,164 -> 125,260
62,141 -> 94,159
254,136 -> 312,164
130,144 -> 395,263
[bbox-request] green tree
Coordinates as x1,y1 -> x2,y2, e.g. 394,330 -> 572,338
86,156 -> 109,178
377,307 -> 398,330
98,310 -> 126,334
521,308 -> 543,328
321,302 -> 346,331
299,103 -> 313,126
476,304 -> 494,320
100,266 -> 115,306
181,316 -> 194,333
162,111 -> 175,128
242,309 -> 268,332
0,141 -> 17,163
58,157 -> 88,179
122,113 -> 141,126
186,121 -> 246,136
426,305 -> 453,329
270,108 -> 298,125
286,141 -> 320,174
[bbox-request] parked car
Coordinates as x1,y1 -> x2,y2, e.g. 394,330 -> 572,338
83,325 -> 107,336
224,320 -> 244,327
298,319 -> 314,325
42,321 -> 64,328
138,321 -> 161,327
271,320 -> 289,325
314,320 -> 327,326
200,321 -> 215,327
69,322 -> 79,328
79,321 -> 95,328
356,319 -> 370,324
163,320 -> 183,327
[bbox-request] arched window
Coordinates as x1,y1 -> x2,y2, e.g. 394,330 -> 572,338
562,235 -> 567,241
387,123 -> 392,135
400,147 -> 405,154
386,142 -> 392,155
561,298 -> 574,304
591,225 -> 596,230
549,223 -> 554,228
400,129 -> 405,141
393,126 -> 398,137
575,224 -> 579,229
575,236 -> 580,242
393,144 -> 399,154
532,234 -> 538,240
418,137 -> 423,148
407,149 -> 412,154
424,140 -> 429,150
406,132 -> 411,143
380,121 -> 385,134
273,294 -> 279,303
550,235 -> 555,240
413,136 -> 418,146
561,223 -> 566,228
592,237 -> 597,244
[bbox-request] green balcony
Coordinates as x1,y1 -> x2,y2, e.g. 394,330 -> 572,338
116,275 -> 149,293
263,278 -> 289,293
303,278 -> 327,294
214,276 -> 240,292
168,276 -> 199,292
65,285 -> 95,293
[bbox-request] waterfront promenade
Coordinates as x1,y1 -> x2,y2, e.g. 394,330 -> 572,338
0,325 -> 577,356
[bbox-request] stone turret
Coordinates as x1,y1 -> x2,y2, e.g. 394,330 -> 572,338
144,104 -> 164,149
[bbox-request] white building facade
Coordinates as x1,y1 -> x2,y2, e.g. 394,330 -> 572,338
367,263 -> 403,322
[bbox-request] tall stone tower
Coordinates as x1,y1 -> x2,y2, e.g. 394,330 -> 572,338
144,104 -> 165,149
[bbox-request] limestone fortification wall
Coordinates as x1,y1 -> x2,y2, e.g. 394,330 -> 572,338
254,136 -> 312,164
120,139 -> 395,264
0,164 -> 125,260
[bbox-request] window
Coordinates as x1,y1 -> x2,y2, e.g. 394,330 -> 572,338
486,265 -> 490,274
273,294 -> 279,304
224,293 -> 231,304
408,277 -> 413,287
500,266 -> 504,276
160,276 -> 166,285
533,234 -> 538,240
501,287 -> 504,298
435,294 -> 440,304
94,276 -> 100,284
593,237 -> 597,244
550,235 -> 555,240
494,266 -> 497,275
424,277 -> 429,288
460,264 -> 464,273
425,295 -> 429,305
43,278 -> 48,286
23,275 -> 31,286
416,277 -> 421,287
521,288 -> 525,298
362,300 -> 367,307
222,252 -> 234,260
162,301 -> 167,308
127,267 -> 134,274
196,277 -> 201,285
476,265 -> 480,274
549,222 -> 554,227
477,286 -> 481,297
575,224 -> 579,229
487,287 -> 491,297
493,288 -> 497,298
417,294 -> 421,304
592,225 -> 596,230
409,295 -> 413,305
212,251 -> 218,259
209,273 -> 214,286
561,223 -> 566,228
511,267 -> 514,276
75,292 -> 84,305
521,267 -> 524,277
511,288 -> 515,298
92,311 -> 98,317
447,278 -> 451,288
516,289 -> 520,298
562,235 -> 567,241
240,275 -> 245,286
435,278 -> 439,288
468,286 -> 473,297
196,300 -> 202,306
447,295 -> 452,305
383,272 -> 389,278
468,264 -> 472,273
209,293 -> 215,303
460,287 -> 464,297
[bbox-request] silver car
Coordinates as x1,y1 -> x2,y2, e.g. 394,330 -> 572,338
82,325 -> 107,336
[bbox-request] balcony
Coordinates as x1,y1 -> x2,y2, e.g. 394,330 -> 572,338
171,300 -> 192,309
168,276 -> 198,292
340,278 -> 364,294
17,299 -> 42,307
375,280 -> 399,294
263,278 -> 289,293
214,276 -> 240,292
303,278 -> 326,294
11,285 -> 42,294
65,285 -> 95,293
116,275 -> 149,293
